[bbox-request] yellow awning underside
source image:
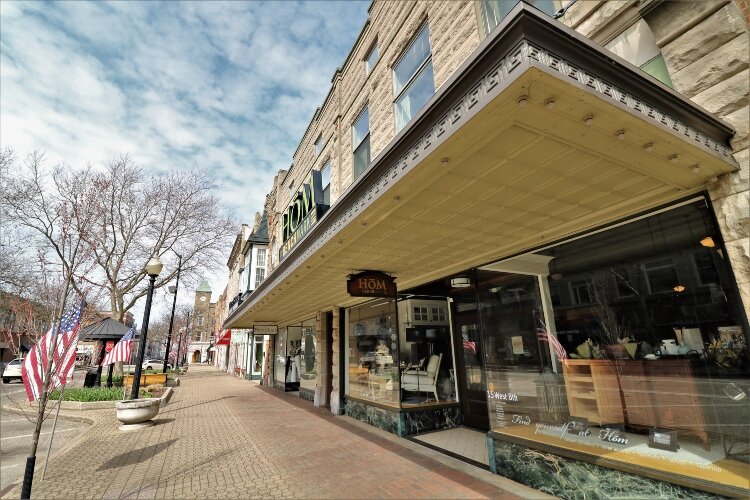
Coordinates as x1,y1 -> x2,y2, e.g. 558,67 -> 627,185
228,66 -> 737,328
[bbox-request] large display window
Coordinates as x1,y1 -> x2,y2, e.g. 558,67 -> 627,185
273,328 -> 287,387
397,297 -> 458,407
346,298 -> 400,407
273,326 -> 303,390
484,200 -> 749,495
300,318 -> 317,392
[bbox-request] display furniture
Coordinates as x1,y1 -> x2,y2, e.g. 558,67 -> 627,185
562,359 -> 709,449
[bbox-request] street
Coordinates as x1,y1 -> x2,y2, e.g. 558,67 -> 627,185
0,372 -> 90,495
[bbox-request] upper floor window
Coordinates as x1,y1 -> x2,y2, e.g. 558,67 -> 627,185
570,279 -> 592,305
196,314 -> 204,327
352,107 -> 370,179
256,248 -> 267,268
480,1 -> 559,36
612,267 -> 637,298
393,23 -> 435,132
314,135 -> 323,157
693,250 -> 719,286
239,264 -> 248,293
255,267 -> 266,288
605,19 -> 673,88
320,162 -> 331,205
365,43 -> 379,75
644,258 -> 679,294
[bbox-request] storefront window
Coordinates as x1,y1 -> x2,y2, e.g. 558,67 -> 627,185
300,318 -> 317,392
273,328 -> 287,386
397,297 -> 458,407
346,298 -> 400,407
286,326 -> 302,388
484,201 -> 749,494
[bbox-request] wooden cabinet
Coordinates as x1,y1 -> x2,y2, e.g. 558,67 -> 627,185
563,360 -> 621,425
563,359 -> 709,449
619,361 -> 656,427
645,360 -> 709,449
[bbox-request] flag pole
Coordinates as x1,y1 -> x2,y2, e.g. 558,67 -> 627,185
123,327 -> 138,400
42,312 -> 82,481
41,388 -> 64,480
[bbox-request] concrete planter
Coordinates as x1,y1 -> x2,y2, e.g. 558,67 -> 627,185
116,398 -> 161,431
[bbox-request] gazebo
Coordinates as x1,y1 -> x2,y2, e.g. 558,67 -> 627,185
78,317 -> 134,386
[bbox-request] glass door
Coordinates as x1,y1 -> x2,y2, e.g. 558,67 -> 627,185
476,271 -> 548,427
452,290 -> 489,430
251,335 -> 264,377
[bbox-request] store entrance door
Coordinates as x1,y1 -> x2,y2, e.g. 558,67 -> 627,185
452,291 -> 489,431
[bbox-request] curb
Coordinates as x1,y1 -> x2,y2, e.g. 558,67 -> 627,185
1,405 -> 96,426
5,386 -> 175,411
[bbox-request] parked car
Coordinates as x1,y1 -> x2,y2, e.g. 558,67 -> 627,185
2,358 -> 23,384
142,359 -> 172,371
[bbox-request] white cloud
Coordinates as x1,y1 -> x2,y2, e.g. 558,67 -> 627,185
0,0 -> 369,222
1,0 -> 370,314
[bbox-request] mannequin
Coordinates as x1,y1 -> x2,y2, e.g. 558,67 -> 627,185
289,340 -> 301,383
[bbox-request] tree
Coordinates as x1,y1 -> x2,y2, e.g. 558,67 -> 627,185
77,155 -> 234,321
0,150 -> 100,497
0,148 -> 37,295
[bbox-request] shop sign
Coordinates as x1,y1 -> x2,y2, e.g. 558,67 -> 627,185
347,271 -> 397,297
105,341 -> 115,353
279,170 -> 329,261
253,325 -> 278,336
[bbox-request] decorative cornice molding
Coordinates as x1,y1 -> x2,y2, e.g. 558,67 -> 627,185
523,42 -> 733,159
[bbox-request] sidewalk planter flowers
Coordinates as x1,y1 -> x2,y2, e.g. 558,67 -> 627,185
116,398 -> 161,431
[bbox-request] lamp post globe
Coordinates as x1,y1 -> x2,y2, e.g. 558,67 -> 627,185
131,256 -> 162,399
146,257 -> 163,276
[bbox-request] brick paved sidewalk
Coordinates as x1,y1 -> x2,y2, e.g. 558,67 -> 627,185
2,366 -> 551,499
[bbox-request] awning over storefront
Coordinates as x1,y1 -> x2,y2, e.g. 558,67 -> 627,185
215,330 -> 231,346
225,3 -> 737,329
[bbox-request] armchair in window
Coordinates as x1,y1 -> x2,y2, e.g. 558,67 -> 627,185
401,353 -> 442,402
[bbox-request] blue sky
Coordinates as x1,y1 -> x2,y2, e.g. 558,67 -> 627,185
1,0 -> 370,221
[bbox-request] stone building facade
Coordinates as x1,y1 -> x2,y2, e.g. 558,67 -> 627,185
227,1 -> 749,497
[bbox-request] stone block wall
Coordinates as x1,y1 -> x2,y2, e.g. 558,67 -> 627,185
649,0 -> 749,320
563,0 -> 750,321
270,1 -> 483,265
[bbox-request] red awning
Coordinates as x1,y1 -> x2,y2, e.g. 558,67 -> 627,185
215,329 -> 231,345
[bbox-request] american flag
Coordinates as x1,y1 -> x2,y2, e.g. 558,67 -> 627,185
101,325 -> 135,366
22,300 -> 85,402
537,318 -> 567,362
462,338 -> 477,354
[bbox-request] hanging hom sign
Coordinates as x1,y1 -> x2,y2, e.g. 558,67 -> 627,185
347,271 -> 397,298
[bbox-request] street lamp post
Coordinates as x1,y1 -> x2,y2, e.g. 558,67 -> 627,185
182,312 -> 190,366
163,253 -> 181,373
131,257 -> 163,399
